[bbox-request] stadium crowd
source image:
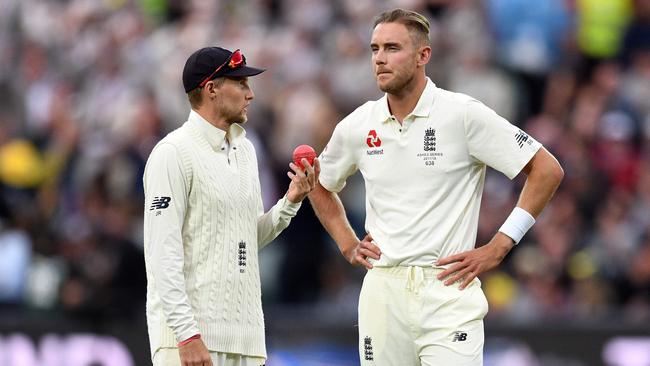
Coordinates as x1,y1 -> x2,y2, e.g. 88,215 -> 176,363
0,0 -> 649,330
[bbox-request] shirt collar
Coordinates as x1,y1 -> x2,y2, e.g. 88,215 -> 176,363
188,110 -> 246,152
378,94 -> 392,123
411,78 -> 436,118
379,77 -> 436,123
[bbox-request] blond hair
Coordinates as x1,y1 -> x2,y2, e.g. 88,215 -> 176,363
373,8 -> 430,46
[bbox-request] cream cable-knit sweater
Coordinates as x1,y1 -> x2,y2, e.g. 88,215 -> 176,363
143,111 -> 301,359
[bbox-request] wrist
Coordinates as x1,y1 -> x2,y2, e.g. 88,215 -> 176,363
178,334 -> 201,347
491,233 -> 515,258
285,192 -> 301,204
341,240 -> 359,263
498,207 -> 535,244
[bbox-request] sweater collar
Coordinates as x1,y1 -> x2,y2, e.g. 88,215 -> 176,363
188,110 -> 246,152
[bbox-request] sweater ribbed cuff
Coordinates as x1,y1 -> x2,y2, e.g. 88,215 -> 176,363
156,322 -> 267,358
174,323 -> 201,344
279,195 -> 301,217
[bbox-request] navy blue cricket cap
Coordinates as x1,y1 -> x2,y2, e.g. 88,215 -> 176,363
182,47 -> 265,93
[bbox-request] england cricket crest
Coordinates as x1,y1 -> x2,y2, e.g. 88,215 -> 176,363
424,127 -> 436,151
238,241 -> 247,273
417,127 -> 443,167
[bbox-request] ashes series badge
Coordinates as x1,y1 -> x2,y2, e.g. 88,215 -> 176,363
417,127 -> 443,166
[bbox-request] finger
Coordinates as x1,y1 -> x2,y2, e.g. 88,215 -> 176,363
300,158 -> 312,178
437,262 -> 466,280
362,232 -> 373,242
445,266 -> 474,286
360,241 -> 381,256
290,173 -> 303,184
289,173 -> 308,189
359,247 -> 380,260
356,254 -> 374,269
288,172 -> 303,187
302,159 -> 316,187
313,158 -> 321,176
459,270 -> 476,290
289,162 -> 307,177
302,158 -> 315,175
436,252 -> 464,266
309,174 -> 316,189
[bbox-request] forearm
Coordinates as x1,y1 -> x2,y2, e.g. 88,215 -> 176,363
516,147 -> 564,217
308,183 -> 359,259
495,148 -> 563,248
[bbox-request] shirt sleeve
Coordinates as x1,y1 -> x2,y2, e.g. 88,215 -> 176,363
143,142 -> 200,342
464,99 -> 542,179
318,118 -> 359,193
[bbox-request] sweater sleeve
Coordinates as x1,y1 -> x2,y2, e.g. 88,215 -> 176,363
257,195 -> 302,249
143,142 -> 200,342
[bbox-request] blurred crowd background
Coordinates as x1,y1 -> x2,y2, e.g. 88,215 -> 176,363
0,0 -> 649,363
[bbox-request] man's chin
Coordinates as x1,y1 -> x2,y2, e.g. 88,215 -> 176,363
232,115 -> 248,124
378,82 -> 398,94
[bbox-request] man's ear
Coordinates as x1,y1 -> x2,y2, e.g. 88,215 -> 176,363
417,45 -> 432,66
204,80 -> 218,100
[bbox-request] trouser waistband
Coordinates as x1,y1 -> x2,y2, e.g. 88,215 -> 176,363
369,266 -> 448,294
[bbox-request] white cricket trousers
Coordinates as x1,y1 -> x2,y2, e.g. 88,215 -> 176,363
152,348 -> 266,366
358,266 -> 489,366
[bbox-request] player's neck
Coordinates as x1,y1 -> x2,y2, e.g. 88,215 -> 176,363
386,75 -> 426,124
194,107 -> 230,132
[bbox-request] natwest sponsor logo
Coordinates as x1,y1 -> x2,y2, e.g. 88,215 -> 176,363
366,130 -> 382,148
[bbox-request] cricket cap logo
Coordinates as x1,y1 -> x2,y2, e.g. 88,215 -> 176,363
366,130 -> 382,148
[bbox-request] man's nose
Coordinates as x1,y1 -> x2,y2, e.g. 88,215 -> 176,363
247,88 -> 254,100
374,50 -> 386,65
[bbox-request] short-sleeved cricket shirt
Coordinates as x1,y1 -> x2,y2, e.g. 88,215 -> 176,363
318,78 -> 542,266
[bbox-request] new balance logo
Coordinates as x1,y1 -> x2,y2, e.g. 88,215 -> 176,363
150,196 -> 171,210
366,130 -> 382,148
515,130 -> 529,148
452,331 -> 468,342
364,336 -> 374,361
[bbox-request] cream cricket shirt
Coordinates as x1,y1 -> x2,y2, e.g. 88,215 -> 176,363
319,78 -> 541,267
143,111 -> 301,359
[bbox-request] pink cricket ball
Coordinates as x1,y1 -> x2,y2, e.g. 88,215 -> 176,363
292,144 -> 316,170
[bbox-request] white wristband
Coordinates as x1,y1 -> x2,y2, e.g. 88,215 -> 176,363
498,207 -> 536,244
